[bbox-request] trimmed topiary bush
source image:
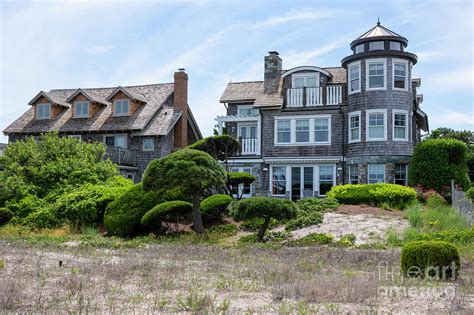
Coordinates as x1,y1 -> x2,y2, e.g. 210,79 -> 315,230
0,207 -> 13,225
230,197 -> 298,242
401,241 -> 460,280
141,201 -> 192,227
409,139 -> 470,192
104,183 -> 164,237
326,183 -> 416,207
200,194 -> 233,221
240,216 -> 280,232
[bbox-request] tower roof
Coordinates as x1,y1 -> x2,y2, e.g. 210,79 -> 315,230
351,20 -> 408,48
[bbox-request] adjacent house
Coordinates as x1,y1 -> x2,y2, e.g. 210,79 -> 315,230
3,70 -> 202,182
216,22 -> 429,201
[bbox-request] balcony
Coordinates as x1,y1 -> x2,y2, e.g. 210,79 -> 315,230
239,137 -> 259,155
284,84 -> 346,108
105,146 -> 137,166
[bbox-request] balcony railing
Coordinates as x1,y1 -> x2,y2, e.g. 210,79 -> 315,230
285,84 -> 346,108
105,146 -> 137,166
239,137 -> 259,155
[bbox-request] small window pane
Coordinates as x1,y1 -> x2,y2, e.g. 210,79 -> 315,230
143,138 -> 154,151
115,136 -> 126,148
105,136 -> 115,146
315,118 -> 329,142
395,164 -> 407,185
272,166 -> 286,195
319,165 -> 333,195
369,41 -> 384,51
390,41 -> 401,51
350,115 -> 360,141
295,119 -> 309,143
368,164 -> 385,183
368,113 -> 385,139
368,63 -> 385,88
277,120 -> 291,143
349,64 -> 360,92
355,44 -> 364,53
349,165 -> 359,184
394,63 -> 406,89
394,113 -> 407,139
294,78 -> 305,88
306,77 -> 317,87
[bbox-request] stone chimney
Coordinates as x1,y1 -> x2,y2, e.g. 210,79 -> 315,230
264,51 -> 282,94
174,68 -> 188,148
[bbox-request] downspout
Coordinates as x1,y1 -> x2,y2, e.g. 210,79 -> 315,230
341,107 -> 346,185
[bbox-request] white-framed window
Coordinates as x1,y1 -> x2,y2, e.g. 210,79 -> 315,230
348,61 -> 361,93
393,110 -> 409,141
369,41 -> 384,51
271,166 -> 287,196
36,103 -> 51,119
143,138 -> 155,151
69,135 -> 82,140
348,111 -> 361,143
366,109 -> 387,141
355,44 -> 364,54
394,164 -> 408,186
231,167 -> 254,198
114,99 -> 130,116
390,41 -> 402,51
74,101 -> 89,118
275,115 -> 331,145
276,120 -> 291,143
349,165 -> 359,184
238,105 -> 258,116
392,59 -> 409,90
368,164 -> 385,183
292,73 -> 319,88
104,134 -> 127,148
295,119 -> 310,143
319,165 -> 334,196
366,59 -> 386,90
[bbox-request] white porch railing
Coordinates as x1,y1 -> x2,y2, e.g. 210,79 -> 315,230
285,84 -> 344,107
326,85 -> 342,105
240,138 -> 258,155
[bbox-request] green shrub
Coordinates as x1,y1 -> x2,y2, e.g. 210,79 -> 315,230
227,172 -> 256,187
288,233 -> 334,246
240,217 -> 280,232
230,197 -> 298,242
403,227 -> 474,245
338,234 -> 356,247
5,194 -> 48,219
141,201 -> 193,226
24,208 -> 59,229
104,183 -> 164,237
466,187 -> 474,200
405,204 -> 424,229
409,139 -> 470,192
327,184 -> 416,207
200,194 -> 233,221
239,233 -> 258,244
401,241 -> 460,279
51,176 -> 133,229
207,224 -> 238,236
238,231 -> 292,244
285,212 -> 323,231
425,194 -> 446,208
296,197 -> 339,213
0,208 -> 13,225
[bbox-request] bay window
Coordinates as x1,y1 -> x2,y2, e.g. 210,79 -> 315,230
368,164 -> 385,183
366,110 -> 387,141
393,59 -> 408,90
366,59 -> 386,90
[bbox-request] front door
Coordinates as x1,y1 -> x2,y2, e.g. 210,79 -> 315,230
290,166 -> 314,201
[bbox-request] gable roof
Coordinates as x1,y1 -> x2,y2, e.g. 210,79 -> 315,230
28,91 -> 70,108
66,88 -> 109,106
105,86 -> 148,103
220,81 -> 263,103
4,83 -> 174,135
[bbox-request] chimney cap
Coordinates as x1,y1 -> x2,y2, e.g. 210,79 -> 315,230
178,68 -> 185,72
268,51 -> 279,56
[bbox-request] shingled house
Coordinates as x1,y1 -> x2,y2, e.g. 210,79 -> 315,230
216,22 -> 429,200
3,69 -> 202,182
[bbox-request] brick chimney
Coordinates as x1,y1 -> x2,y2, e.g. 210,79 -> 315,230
174,68 -> 188,148
264,51 -> 282,94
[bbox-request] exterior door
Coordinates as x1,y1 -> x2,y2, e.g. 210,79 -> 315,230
290,166 -> 314,201
239,124 -> 257,139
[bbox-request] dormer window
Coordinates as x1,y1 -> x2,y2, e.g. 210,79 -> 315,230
114,99 -> 130,116
293,74 -> 318,88
74,101 -> 89,118
369,41 -> 384,51
36,103 -> 51,119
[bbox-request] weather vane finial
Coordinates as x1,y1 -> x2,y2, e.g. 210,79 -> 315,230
377,16 -> 380,25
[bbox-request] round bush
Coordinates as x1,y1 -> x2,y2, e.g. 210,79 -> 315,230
200,194 -> 233,221
409,139 -> 470,191
326,184 -> 416,207
401,241 -> 460,280
0,207 -> 13,225
466,187 -> 474,200
141,201 -> 192,226
227,172 -> 256,187
104,183 -> 163,237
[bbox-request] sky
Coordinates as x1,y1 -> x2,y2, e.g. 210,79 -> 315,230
0,0 -> 472,143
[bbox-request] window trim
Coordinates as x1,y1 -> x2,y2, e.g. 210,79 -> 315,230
368,41 -> 385,51
142,137 -> 155,151
237,105 -> 258,116
74,100 -> 90,118
392,58 -> 409,91
270,165 -> 288,197
103,134 -> 128,149
349,165 -> 359,184
365,58 -> 387,91
348,61 -> 361,94
274,115 -> 331,146
368,164 -> 386,184
366,109 -> 387,141
291,72 -> 320,88
36,103 -> 51,120
394,164 -> 408,186
392,109 -> 409,141
389,41 -> 402,51
348,110 -> 361,143
113,99 -> 130,116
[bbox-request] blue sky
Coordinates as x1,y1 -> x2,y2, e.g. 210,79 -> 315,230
0,0 -> 472,143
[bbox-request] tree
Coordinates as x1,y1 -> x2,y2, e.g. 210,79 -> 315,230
142,149 -> 227,235
0,133 -> 118,200
229,197 -> 298,242
227,172 -> 256,199
408,139 -> 470,192
188,135 -> 241,171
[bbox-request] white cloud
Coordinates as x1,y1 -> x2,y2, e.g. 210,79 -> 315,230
252,9 -> 333,28
423,66 -> 474,92
428,106 -> 474,130
413,50 -> 443,62
84,45 -> 114,54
